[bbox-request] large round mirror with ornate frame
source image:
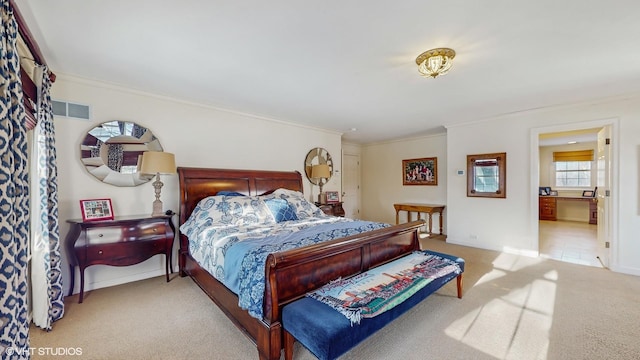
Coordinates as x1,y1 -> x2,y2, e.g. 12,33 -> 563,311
80,120 -> 163,186
304,147 -> 333,186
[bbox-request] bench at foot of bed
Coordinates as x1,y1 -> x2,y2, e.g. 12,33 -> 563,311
282,250 -> 464,360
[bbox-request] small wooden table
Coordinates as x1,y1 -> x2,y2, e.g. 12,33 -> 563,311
394,203 -> 445,235
65,214 -> 175,303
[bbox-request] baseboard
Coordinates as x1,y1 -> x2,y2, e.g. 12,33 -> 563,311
67,269 -> 165,296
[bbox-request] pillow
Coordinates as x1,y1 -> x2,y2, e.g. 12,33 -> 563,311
269,188 -> 326,219
180,195 -> 275,238
217,191 -> 246,197
264,198 -> 298,223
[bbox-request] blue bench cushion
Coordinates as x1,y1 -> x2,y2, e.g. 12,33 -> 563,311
282,250 -> 464,360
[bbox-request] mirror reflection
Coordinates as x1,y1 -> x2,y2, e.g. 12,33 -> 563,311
304,147 -> 333,186
467,152 -> 506,198
81,121 -> 163,186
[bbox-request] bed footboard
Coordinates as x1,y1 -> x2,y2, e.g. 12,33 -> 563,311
263,220 -> 424,322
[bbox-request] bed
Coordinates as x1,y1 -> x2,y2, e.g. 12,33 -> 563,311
177,167 -> 425,360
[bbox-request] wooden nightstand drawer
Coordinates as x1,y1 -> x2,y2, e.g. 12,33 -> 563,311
131,222 -> 167,241
85,240 -> 165,266
86,227 -> 123,244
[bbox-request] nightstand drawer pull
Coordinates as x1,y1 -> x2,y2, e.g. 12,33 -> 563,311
98,250 -> 103,255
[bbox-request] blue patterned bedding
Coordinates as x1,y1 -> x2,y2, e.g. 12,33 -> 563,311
184,216 -> 389,319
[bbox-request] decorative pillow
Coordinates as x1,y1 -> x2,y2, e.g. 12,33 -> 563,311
269,188 -> 326,219
263,198 -> 298,223
217,191 -> 247,197
180,195 -> 275,239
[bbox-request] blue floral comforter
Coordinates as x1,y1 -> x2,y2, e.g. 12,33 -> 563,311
187,217 -> 389,319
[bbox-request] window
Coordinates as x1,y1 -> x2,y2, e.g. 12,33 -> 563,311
555,161 -> 591,188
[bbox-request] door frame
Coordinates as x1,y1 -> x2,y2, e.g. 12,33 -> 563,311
530,118 -> 619,269
341,151 -> 361,219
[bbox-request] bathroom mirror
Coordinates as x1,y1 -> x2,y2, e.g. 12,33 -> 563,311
304,147 -> 333,186
467,152 -> 506,198
80,120 -> 163,186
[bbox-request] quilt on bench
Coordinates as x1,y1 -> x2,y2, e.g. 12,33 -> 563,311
306,251 -> 462,325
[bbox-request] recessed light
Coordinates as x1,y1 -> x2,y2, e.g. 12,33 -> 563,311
350,128 -> 357,132
567,141 -> 577,144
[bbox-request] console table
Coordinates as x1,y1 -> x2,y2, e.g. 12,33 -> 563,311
393,203 -> 445,235
65,214 -> 175,303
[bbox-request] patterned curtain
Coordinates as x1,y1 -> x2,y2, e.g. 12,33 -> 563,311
107,143 -> 123,172
0,0 -> 31,358
30,63 -> 63,330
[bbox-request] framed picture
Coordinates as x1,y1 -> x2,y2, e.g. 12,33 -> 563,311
324,191 -> 339,203
538,187 -> 551,196
402,157 -> 437,186
80,198 -> 114,222
582,190 -> 595,197
549,190 -> 558,196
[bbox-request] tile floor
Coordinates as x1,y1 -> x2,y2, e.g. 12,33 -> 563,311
538,220 -> 604,268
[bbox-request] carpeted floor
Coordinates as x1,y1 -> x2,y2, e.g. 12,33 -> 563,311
30,238 -> 640,359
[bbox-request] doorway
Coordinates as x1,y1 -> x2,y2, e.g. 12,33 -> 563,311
532,119 -> 617,269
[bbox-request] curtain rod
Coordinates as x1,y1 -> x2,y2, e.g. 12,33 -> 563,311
9,0 -> 56,82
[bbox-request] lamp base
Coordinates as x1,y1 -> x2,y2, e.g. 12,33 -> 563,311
151,199 -> 164,217
318,192 -> 325,205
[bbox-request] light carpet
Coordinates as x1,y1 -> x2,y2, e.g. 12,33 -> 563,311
30,238 -> 640,359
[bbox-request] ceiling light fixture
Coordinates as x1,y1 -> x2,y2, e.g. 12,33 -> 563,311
415,48 -> 456,78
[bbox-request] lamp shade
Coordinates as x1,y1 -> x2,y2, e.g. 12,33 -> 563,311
311,164 -> 330,179
140,151 -> 176,175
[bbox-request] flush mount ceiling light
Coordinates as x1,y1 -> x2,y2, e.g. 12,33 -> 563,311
415,48 -> 456,78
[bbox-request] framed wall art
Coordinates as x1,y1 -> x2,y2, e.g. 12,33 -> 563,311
80,198 -> 114,222
402,157 -> 437,186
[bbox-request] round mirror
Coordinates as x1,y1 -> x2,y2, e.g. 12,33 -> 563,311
80,120 -> 163,186
304,147 -> 333,186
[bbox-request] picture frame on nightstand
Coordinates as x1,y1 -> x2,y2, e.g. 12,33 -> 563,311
80,198 -> 114,221
324,191 -> 339,203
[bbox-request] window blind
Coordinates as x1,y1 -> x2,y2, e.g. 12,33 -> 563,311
553,150 -> 594,162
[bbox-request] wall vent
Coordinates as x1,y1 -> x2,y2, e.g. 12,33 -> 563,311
52,100 -> 91,120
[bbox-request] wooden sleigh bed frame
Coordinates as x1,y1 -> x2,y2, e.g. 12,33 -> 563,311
177,167 -> 425,360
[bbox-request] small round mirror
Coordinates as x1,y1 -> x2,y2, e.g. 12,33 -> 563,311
80,120 -> 162,186
304,147 -> 333,186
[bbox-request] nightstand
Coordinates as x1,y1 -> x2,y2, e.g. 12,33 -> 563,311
65,214 -> 175,303
316,202 -> 345,217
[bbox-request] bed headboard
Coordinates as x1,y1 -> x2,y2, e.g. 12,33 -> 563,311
177,166 -> 303,230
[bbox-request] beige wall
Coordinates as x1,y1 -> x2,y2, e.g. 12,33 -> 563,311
446,97 -> 639,276
360,96 -> 640,276
54,74 -> 343,294
360,134 -> 447,232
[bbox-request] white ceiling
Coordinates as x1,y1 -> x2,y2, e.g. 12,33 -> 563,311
16,0 -> 640,144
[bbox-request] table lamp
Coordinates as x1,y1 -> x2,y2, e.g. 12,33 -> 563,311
311,164 -> 331,204
140,151 -> 176,217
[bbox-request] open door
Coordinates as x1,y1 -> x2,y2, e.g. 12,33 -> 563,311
596,126 -> 612,268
